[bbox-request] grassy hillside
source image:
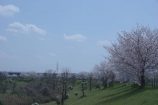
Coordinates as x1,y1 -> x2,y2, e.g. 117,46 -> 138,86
42,84 -> 158,105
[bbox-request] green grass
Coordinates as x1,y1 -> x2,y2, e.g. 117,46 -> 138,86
42,84 -> 158,105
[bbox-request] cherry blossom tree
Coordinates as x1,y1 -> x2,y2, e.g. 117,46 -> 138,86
107,26 -> 158,88
94,61 -> 115,88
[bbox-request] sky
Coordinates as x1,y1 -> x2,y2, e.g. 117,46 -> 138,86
0,0 -> 158,73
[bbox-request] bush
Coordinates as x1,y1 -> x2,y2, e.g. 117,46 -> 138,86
1,94 -> 33,105
74,92 -> 78,96
131,83 -> 140,88
95,84 -> 101,89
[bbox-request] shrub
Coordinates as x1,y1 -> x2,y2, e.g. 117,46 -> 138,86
1,94 -> 33,105
74,92 -> 78,96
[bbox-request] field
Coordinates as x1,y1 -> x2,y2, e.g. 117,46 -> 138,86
42,84 -> 158,105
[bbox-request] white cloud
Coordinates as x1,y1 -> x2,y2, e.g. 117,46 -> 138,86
97,40 -> 111,47
7,22 -> 47,35
64,34 -> 86,42
0,36 -> 7,42
0,4 -> 19,16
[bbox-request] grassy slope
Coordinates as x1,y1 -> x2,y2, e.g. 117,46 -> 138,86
42,84 -> 158,105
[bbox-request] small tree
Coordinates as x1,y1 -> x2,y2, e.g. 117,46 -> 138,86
94,61 -> 116,88
60,68 -> 70,105
70,73 -> 76,86
81,79 -> 87,97
10,79 -> 17,94
43,69 -> 59,91
79,72 -> 88,97
106,70 -> 115,87
61,68 -> 70,99
88,73 -> 93,91
0,72 -> 7,93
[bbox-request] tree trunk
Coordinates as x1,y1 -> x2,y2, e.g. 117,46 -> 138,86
140,69 -> 145,88
103,79 -> 107,89
61,91 -> 64,105
89,77 -> 92,91
82,83 -> 85,97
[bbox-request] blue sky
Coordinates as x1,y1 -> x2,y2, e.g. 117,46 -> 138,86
0,0 -> 158,72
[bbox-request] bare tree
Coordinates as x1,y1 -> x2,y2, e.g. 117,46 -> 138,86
69,73 -> 76,86
43,69 -> 58,90
0,72 -> 7,93
81,79 -> 87,97
107,26 -> 158,88
79,73 -> 87,97
60,68 -> 70,105
88,73 -> 93,91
